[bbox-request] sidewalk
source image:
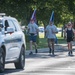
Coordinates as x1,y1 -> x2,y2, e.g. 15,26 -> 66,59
25,44 -> 68,55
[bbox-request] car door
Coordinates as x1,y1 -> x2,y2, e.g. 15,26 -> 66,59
7,19 -> 21,59
4,20 -> 14,60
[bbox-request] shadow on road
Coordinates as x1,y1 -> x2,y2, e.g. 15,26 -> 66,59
0,68 -> 23,75
25,44 -> 75,59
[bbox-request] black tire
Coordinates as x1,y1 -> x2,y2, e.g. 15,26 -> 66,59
14,47 -> 25,69
0,48 -> 5,73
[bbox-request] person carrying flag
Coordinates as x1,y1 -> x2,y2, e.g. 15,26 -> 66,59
45,11 -> 58,56
28,9 -> 39,55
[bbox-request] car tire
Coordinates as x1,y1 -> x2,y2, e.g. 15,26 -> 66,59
0,48 -> 5,73
14,47 -> 25,69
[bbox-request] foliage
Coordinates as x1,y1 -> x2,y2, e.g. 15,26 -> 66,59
0,0 -> 75,27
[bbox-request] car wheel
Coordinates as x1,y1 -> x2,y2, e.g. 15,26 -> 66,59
0,48 -> 5,73
14,47 -> 25,69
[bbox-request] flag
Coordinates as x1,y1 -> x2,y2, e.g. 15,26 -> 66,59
50,11 -> 54,22
30,9 -> 37,23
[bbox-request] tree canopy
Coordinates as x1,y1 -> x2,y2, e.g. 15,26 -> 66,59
0,0 -> 75,27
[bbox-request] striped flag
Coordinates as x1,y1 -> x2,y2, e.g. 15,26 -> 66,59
30,9 -> 37,23
50,11 -> 54,22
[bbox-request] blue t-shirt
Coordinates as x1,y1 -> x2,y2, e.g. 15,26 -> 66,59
45,25 -> 58,39
28,23 -> 39,35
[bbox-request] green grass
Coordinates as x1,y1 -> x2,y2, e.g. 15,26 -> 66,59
38,38 -> 48,48
56,32 -> 66,44
26,32 -> 66,50
57,37 -> 66,44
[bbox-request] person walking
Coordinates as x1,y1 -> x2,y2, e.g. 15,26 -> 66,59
45,21 -> 58,55
28,19 -> 39,55
64,22 -> 75,56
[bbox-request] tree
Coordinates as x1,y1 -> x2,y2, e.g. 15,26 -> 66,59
0,0 -> 74,27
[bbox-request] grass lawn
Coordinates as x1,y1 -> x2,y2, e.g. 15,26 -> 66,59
56,32 -> 66,44
26,32 -> 66,50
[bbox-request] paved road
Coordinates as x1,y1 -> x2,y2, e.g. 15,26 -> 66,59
1,44 -> 75,75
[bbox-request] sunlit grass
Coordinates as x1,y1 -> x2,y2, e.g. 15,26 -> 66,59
39,32 -> 44,38
56,32 -> 61,37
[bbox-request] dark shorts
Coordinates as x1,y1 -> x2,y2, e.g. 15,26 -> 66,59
67,37 -> 73,42
29,34 -> 37,42
47,38 -> 55,43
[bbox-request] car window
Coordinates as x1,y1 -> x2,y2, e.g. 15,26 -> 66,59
12,20 -> 21,31
0,19 -> 2,26
5,20 -> 9,31
8,20 -> 17,31
0,19 -> 3,28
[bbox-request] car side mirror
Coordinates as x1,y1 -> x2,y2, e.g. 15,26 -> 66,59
7,27 -> 15,33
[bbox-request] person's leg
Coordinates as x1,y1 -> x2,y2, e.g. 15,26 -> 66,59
33,36 -> 38,53
33,42 -> 38,53
69,42 -> 72,50
70,37 -> 73,55
68,42 -> 73,55
29,41 -> 33,55
67,37 -> 71,55
47,39 -> 51,53
29,35 -> 33,55
70,42 -> 73,55
67,37 -> 73,56
67,43 -> 69,50
68,42 -> 70,55
51,39 -> 55,55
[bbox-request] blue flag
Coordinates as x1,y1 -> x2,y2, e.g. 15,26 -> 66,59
50,11 -> 54,22
30,9 -> 37,23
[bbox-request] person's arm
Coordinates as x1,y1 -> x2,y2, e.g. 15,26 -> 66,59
72,28 -> 75,34
72,28 -> 75,40
27,24 -> 30,34
37,25 -> 39,33
64,28 -> 67,39
52,25 -> 58,34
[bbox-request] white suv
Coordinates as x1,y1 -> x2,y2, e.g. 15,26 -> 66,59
0,13 -> 26,72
